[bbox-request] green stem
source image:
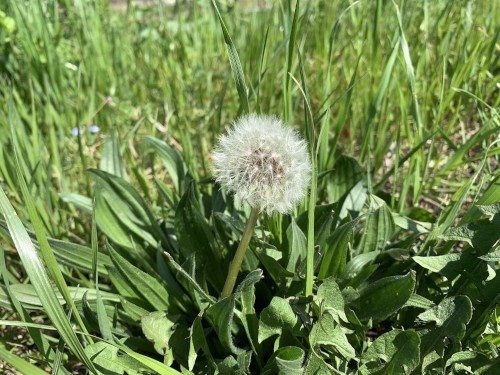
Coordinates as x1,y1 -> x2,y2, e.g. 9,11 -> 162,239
305,165 -> 317,297
221,207 -> 260,299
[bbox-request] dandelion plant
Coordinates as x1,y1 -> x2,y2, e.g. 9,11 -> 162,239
213,114 -> 311,297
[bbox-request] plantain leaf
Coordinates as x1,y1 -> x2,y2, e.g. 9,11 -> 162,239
418,296 -> 473,357
359,330 -> 420,375
285,217 -> 307,273
315,277 -> 347,322
318,217 -> 359,279
358,196 -> 395,253
262,346 -> 305,375
327,156 -> 364,204
206,294 -> 243,355
108,245 -> 171,312
141,311 -> 179,356
258,297 -> 305,343
304,352 -> 332,375
441,217 -> 500,253
309,313 -> 355,359
188,312 -> 216,371
85,341 -> 147,375
352,272 -> 415,322
143,136 -> 185,194
89,169 -> 166,251
100,130 -> 129,181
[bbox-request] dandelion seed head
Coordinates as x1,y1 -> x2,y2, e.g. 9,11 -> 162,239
213,114 -> 311,214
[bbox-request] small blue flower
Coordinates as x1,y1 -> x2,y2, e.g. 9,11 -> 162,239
89,125 -> 100,134
105,96 -> 113,105
71,127 -> 79,136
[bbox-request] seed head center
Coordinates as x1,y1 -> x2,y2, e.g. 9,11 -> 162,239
243,147 -> 284,184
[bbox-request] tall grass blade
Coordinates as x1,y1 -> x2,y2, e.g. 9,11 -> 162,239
210,0 -> 249,114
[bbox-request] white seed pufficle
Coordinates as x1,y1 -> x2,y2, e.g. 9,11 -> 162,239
213,114 -> 312,214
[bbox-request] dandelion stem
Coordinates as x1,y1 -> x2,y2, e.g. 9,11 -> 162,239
221,207 -> 260,298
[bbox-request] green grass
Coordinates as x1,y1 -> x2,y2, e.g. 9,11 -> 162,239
0,0 -> 499,373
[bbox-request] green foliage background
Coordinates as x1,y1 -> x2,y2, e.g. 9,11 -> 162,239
0,0 -> 499,374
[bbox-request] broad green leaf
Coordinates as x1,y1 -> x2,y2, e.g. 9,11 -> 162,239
341,251 -> 379,288
392,212 -> 432,233
258,297 -> 304,343
446,351 -> 500,375
100,130 -> 129,181
143,136 -> 185,194
358,196 -> 395,253
262,346 -> 305,375
309,313 -> 355,359
297,203 -> 338,250
89,169 -> 165,250
141,311 -> 179,356
206,270 -> 263,357
421,350 -> 443,375
217,355 -> 245,375
318,217 -> 359,279
253,247 -> 294,283
163,251 -> 216,305
237,269 -> 264,358
59,192 -> 92,214
119,297 -> 148,323
479,249 -> 500,261
108,245 -> 171,311
418,296 -> 473,356
477,203 -> 500,218
304,353 -> 332,375
460,178 -> 500,224
175,182 -> 223,287
0,187 -> 97,372
327,156 -> 364,203
315,277 -> 347,322
85,341 -> 147,375
462,271 -> 500,344
103,340 -> 184,375
339,179 -> 368,219
352,272 -> 415,321
413,253 -> 477,281
360,330 -> 420,375
206,294 -> 243,355
188,313 -> 216,371
286,218 -> 307,273
404,294 -> 435,310
441,218 -> 500,252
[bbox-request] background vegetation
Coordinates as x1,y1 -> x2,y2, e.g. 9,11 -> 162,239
0,0 -> 499,373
